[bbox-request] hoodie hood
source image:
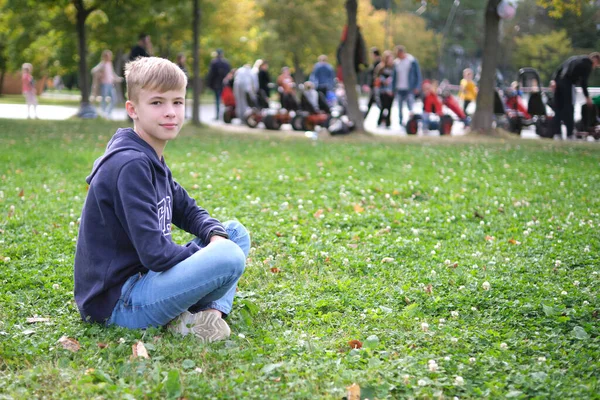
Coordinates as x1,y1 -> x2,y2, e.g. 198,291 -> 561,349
86,128 -> 162,184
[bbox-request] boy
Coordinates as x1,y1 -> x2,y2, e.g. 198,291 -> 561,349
74,57 -> 250,343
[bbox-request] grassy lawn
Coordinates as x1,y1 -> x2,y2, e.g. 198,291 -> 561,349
0,119 -> 599,399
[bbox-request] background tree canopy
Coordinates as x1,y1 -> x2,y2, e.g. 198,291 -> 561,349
0,0 -> 598,88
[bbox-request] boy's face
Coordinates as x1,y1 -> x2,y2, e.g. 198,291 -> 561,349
126,88 -> 186,153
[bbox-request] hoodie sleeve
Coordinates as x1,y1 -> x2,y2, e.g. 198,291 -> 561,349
170,178 -> 227,244
115,159 -> 200,272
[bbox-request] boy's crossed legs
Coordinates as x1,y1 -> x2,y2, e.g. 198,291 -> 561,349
107,220 -> 250,342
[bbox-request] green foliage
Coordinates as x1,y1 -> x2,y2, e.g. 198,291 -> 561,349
536,0 -> 586,18
1,119 -> 600,398
513,30 -> 573,83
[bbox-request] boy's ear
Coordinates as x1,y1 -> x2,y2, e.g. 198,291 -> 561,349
125,100 -> 138,120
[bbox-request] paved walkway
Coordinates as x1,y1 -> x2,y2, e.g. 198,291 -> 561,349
1,93 -> 592,141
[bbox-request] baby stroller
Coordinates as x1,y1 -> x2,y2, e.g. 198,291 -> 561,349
291,83 -> 333,131
504,68 -> 554,138
222,84 -> 236,124
406,80 -> 454,135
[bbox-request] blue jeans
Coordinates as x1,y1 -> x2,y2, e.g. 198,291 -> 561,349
397,89 -> 415,125
100,84 -> 117,116
107,220 -> 250,329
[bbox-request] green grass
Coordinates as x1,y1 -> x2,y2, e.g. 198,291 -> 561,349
0,119 -> 599,399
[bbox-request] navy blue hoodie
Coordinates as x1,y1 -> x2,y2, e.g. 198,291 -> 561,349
74,128 -> 227,323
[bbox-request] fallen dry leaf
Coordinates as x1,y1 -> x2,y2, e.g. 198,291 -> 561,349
58,336 -> 81,352
275,232 -> 282,237
381,257 -> 395,264
346,383 -> 361,400
313,209 -> 324,219
132,341 -> 150,359
26,317 -> 50,324
348,340 -> 362,349
97,342 -> 108,349
425,284 -> 433,294
353,204 -> 364,213
485,235 -> 494,241
377,227 -> 391,236
22,329 -> 36,336
404,296 -> 411,305
270,267 -> 281,274
18,189 -> 24,197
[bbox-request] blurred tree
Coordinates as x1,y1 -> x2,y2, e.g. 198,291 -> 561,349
258,0 -> 344,83
513,30 -> 573,83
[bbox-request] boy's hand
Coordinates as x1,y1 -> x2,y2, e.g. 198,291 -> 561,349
210,235 -> 227,244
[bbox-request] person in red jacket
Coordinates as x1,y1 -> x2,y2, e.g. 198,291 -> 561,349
421,80 -> 443,132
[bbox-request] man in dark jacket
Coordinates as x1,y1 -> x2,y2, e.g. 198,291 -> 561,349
206,49 -> 231,120
364,47 -> 381,118
129,33 -> 152,61
551,52 -> 599,139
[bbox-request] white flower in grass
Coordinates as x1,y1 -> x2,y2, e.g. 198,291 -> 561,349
438,318 -> 446,324
471,307 -> 477,311
451,337 -> 458,343
427,360 -> 438,372
538,356 -> 546,362
555,260 -> 562,267
431,270 -> 437,277
454,376 -> 465,386
583,246 -> 590,253
482,281 -> 491,290
421,322 -> 429,331
573,281 -> 580,286
561,291 -> 567,296
583,301 -> 589,306
500,342 -> 508,350
450,311 -> 459,318
418,379 -> 427,386
458,286 -> 466,291
444,356 -> 451,361
52,283 -> 60,290
469,357 -> 476,363
444,259 -> 452,266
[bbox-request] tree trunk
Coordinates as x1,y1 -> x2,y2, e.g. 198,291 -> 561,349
292,53 -> 304,85
341,0 -> 365,132
74,0 -> 96,118
472,0 -> 501,133
192,0 -> 201,125
0,69 -> 5,96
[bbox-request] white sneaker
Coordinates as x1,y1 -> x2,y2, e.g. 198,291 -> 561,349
168,311 -> 231,343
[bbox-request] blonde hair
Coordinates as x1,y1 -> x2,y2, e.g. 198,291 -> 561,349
125,57 -> 187,102
102,50 -> 113,60
22,63 -> 33,72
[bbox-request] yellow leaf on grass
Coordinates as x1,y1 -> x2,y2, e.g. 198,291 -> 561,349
353,204 -> 364,213
58,336 -> 81,352
132,341 -> 150,359
346,383 -> 361,400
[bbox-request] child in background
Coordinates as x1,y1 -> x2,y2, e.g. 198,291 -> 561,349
459,68 -> 477,116
22,63 -> 38,119
421,79 -> 444,132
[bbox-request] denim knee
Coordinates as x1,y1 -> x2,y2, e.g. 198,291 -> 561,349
223,220 -> 251,257
214,239 -> 246,279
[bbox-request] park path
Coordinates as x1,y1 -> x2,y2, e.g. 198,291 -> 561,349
2,92 -> 593,140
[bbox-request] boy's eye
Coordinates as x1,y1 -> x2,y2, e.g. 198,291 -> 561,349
151,101 -> 162,105
174,101 -> 184,105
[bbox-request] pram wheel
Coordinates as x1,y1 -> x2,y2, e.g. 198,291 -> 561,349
406,115 -> 420,135
440,115 -> 453,136
223,108 -> 234,124
244,110 -> 259,128
508,116 -> 522,134
535,117 -> 554,139
291,115 -> 305,131
263,114 -> 281,130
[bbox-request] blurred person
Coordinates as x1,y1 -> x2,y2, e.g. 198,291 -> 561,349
92,50 -> 123,117
459,68 -> 477,116
21,63 -> 37,119
392,45 -> 422,127
206,49 -> 231,120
